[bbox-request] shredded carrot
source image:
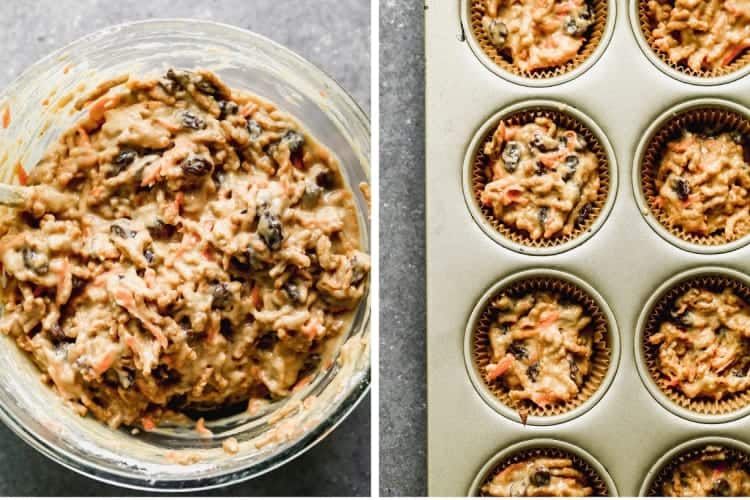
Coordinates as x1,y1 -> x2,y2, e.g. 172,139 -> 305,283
88,96 -> 117,124
94,351 -> 116,376
77,127 -> 90,146
1,106 -> 9,128
251,286 -> 262,309
195,417 -> 212,437
539,309 -> 560,326
141,416 -> 156,431
154,117 -> 180,133
486,354 -> 514,382
55,258 -> 70,305
174,192 -> 184,214
293,374 -> 313,391
14,162 -> 27,186
723,42 -> 750,66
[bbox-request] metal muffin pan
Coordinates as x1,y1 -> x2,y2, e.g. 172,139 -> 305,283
425,0 -> 750,496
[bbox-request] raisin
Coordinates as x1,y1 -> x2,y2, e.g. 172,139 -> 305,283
22,247 -> 48,275
283,282 -> 301,303
508,341 -> 527,359
247,119 -> 263,140
220,318 -> 233,337
180,155 -> 213,176
194,77 -> 217,95
110,224 -> 136,239
218,100 -> 238,120
315,168 -> 335,189
211,283 -> 232,310
351,255 -> 368,285
575,203 -> 592,227
256,332 -> 277,350
501,141 -> 522,173
49,323 -> 67,342
147,219 -> 175,239
301,180 -> 323,208
527,362 -> 539,382
674,178 -> 691,201
181,111 -> 206,130
531,133 -> 559,152
562,155 -> 579,182
569,356 -> 580,384
484,18 -> 508,48
257,211 -> 283,251
530,467 -> 551,486
302,352 -> 322,374
538,206 -> 549,226
143,248 -> 154,264
535,160 -> 546,176
711,478 -> 731,497
108,149 -> 137,177
282,130 -> 305,154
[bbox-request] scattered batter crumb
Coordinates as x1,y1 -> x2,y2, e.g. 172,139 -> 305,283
480,0 -> 594,72
649,287 -> 750,399
222,436 -> 239,455
647,0 -> 750,72
482,456 -> 594,496
480,117 -> 600,240
654,130 -> 750,239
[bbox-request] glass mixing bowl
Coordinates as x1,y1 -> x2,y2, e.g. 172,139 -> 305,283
0,19 -> 370,491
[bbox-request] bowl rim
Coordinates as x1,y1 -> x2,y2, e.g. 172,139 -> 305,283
0,17 -> 371,492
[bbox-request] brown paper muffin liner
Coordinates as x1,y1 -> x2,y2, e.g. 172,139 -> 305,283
469,0 -> 608,80
479,446 -> 610,497
640,107 -> 750,246
645,443 -> 750,496
642,274 -> 750,415
638,1 -> 750,80
471,277 -> 611,419
472,108 -> 611,250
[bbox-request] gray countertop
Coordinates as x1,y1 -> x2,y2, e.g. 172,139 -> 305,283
380,1 -> 426,497
0,0 -> 370,496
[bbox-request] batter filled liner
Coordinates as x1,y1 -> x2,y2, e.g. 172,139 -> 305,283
470,0 -> 609,79
0,69 -> 370,430
473,108 -> 610,250
639,0 -> 750,79
647,444 -> 750,497
479,446 -> 609,497
641,107 -> 750,247
472,277 -> 611,420
643,275 -> 750,415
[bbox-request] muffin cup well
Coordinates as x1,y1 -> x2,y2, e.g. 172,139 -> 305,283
635,267 -> 750,424
462,0 -> 616,87
633,99 -> 750,254
631,0 -> 750,85
463,100 -> 617,256
640,436 -> 750,496
468,438 -> 617,497
464,269 -> 620,426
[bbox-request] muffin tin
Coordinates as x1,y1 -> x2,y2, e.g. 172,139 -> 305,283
426,0 -> 750,495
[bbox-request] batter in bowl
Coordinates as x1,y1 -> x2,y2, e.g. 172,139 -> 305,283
485,291 -> 597,408
480,0 -> 595,72
660,446 -> 750,496
482,456 -> 594,496
0,69 -> 369,429
647,0 -> 750,73
653,131 -> 750,239
480,117 -> 600,241
648,287 -> 750,400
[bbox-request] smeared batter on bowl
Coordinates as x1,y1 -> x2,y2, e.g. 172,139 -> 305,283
480,117 -> 600,240
482,456 -> 594,496
0,69 -> 369,429
654,131 -> 750,239
648,287 -> 750,400
647,0 -> 750,73
660,446 -> 750,496
485,291 -> 597,408
480,0 -> 594,72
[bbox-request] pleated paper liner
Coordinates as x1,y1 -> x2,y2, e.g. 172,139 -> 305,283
637,1 -> 750,80
479,446 -> 610,497
472,107 -> 611,250
471,277 -> 611,420
640,107 -> 750,246
642,274 -> 750,415
645,443 -> 750,496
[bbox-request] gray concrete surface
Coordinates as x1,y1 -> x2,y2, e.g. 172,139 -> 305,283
0,0 -> 370,496
380,0 -> 426,497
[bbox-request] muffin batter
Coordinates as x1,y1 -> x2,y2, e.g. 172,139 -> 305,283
654,131 -> 750,239
647,0 -> 750,72
480,117 -> 600,240
482,456 -> 594,496
485,291 -> 596,408
648,287 -> 750,400
0,69 -> 369,429
660,446 -> 750,496
480,0 -> 594,72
